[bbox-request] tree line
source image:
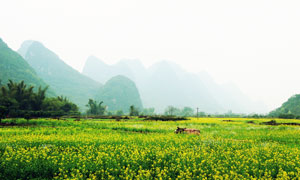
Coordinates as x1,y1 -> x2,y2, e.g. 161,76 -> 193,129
85,100 -> 143,116
2,80 -> 296,121
0,80 -> 156,120
0,80 -> 79,121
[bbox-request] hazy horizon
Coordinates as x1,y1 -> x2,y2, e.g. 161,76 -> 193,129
2,0 -> 300,111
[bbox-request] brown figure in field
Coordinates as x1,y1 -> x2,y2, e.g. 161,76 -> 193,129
175,127 -> 200,135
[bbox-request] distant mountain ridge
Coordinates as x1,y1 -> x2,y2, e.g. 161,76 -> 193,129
17,40 -> 144,112
83,57 -> 267,113
83,56 -> 136,84
0,38 -> 267,114
198,71 -> 266,114
18,41 -> 101,110
0,38 -> 54,95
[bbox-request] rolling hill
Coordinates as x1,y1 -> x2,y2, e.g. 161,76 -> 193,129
96,75 -> 143,113
269,94 -> 300,116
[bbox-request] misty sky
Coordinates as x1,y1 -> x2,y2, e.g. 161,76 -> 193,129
1,0 -> 300,111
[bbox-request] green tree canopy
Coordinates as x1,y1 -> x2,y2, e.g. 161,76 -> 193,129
86,99 -> 106,115
0,80 -> 79,119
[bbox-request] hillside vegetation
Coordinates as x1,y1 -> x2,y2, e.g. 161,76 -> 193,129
270,94 -> 300,118
18,41 -> 102,110
95,75 -> 143,113
0,38 -> 53,95
18,41 -> 144,112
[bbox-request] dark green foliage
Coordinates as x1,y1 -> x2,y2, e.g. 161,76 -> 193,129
129,105 -> 139,116
86,99 -> 106,115
278,114 -> 296,119
0,105 -> 7,122
42,96 -> 79,114
144,116 -> 188,121
0,38 -> 55,96
269,94 -> 300,117
95,75 -> 143,113
260,120 -> 277,125
0,80 -> 79,119
24,113 -> 31,122
260,120 -> 300,126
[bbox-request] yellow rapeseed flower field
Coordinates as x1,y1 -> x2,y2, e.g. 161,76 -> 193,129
1,117 -> 300,179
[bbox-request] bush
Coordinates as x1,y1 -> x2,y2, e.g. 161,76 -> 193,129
144,116 -> 188,121
278,114 -> 295,119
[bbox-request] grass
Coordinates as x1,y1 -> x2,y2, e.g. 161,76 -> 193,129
1,117 -> 300,179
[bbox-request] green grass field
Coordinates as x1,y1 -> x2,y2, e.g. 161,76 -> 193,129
1,117 -> 300,179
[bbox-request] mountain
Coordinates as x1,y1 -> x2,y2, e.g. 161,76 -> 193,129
18,41 -> 102,110
143,61 -> 222,112
198,71 -> 267,113
18,41 -> 144,112
95,75 -> 143,113
83,57 -> 223,113
83,57 -> 267,113
0,38 -> 53,94
269,94 -> 300,116
82,56 -> 135,83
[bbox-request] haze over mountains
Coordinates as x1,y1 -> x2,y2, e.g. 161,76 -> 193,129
16,40 -> 143,111
0,37 -> 268,114
17,40 -> 101,110
83,56 -> 267,113
0,38 -> 55,96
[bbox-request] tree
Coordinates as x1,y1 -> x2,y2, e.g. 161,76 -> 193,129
181,107 -> 194,117
116,110 -> 124,116
164,106 -> 180,116
0,80 -> 79,118
86,99 -> 106,115
198,111 -> 206,117
106,111 -> 113,116
129,105 -> 139,116
0,105 -> 7,123
141,108 -> 155,116
31,86 -> 48,111
24,112 -> 31,122
0,92 -> 19,117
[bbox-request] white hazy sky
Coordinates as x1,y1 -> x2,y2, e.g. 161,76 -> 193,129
1,0 -> 300,111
